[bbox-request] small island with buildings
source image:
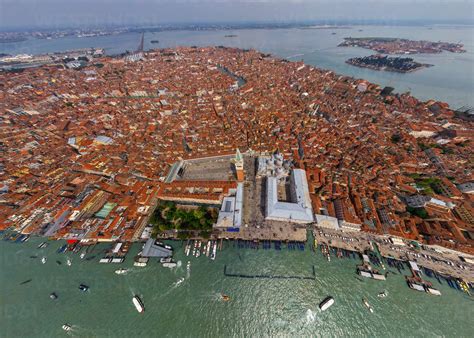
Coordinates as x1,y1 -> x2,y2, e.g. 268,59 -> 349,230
339,37 -> 466,54
346,54 -> 433,73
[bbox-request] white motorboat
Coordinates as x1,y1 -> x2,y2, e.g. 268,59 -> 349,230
211,241 -> 217,261
363,298 -> 373,313
66,258 -> 72,266
319,296 -> 335,311
132,295 -> 145,313
115,268 -> 129,275
162,262 -> 177,268
62,324 -> 72,331
41,257 -> 47,264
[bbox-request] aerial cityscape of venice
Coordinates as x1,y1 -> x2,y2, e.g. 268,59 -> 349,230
1,0 -> 473,337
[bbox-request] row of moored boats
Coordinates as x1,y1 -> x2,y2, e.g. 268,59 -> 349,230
185,240 -> 217,260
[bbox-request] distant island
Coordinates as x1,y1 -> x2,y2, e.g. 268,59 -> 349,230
346,54 -> 433,73
0,36 -> 28,43
339,37 -> 466,54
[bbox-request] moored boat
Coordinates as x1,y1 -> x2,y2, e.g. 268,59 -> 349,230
134,256 -> 148,267
162,261 -> 177,268
115,268 -> 129,275
38,241 -> 48,249
155,241 -> 173,251
56,244 -> 67,253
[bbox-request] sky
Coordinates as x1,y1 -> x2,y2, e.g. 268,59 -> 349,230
0,0 -> 473,30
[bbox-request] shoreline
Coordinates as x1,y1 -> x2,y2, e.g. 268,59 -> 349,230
3,227 -> 473,284
313,227 -> 474,284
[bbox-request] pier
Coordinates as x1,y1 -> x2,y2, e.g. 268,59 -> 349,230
223,265 -> 316,280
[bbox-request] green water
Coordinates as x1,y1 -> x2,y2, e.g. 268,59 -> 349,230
1,237 -> 473,337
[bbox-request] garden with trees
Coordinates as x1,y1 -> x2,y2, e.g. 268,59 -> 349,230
149,201 -> 218,238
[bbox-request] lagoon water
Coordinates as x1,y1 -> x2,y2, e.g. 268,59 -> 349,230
1,25 -> 473,108
1,237 -> 473,337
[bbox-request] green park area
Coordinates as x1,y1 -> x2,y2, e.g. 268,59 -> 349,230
149,201 -> 218,238
407,174 -> 442,195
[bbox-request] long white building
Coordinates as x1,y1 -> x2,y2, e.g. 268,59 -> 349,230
266,169 -> 314,223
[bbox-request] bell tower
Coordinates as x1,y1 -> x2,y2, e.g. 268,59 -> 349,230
233,148 -> 244,181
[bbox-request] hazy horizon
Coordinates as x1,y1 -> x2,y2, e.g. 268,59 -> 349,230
1,0 -> 473,30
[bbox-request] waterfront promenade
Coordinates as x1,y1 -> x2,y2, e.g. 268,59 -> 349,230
314,227 -> 474,283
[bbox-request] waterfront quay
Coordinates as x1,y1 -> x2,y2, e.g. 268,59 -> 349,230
313,227 -> 474,283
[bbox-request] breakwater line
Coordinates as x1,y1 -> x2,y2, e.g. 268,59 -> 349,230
224,265 -> 316,280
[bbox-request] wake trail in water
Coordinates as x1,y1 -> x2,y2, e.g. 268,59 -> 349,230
287,53 -> 305,59
305,309 -> 316,323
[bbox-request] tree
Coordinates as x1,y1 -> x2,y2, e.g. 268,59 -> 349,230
391,134 -> 402,143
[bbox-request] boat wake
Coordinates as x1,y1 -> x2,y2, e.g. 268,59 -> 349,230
171,277 -> 185,288
286,53 -> 305,59
208,292 -> 225,302
305,309 -> 317,323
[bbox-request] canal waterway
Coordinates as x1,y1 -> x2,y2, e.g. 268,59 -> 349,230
1,236 -> 473,337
